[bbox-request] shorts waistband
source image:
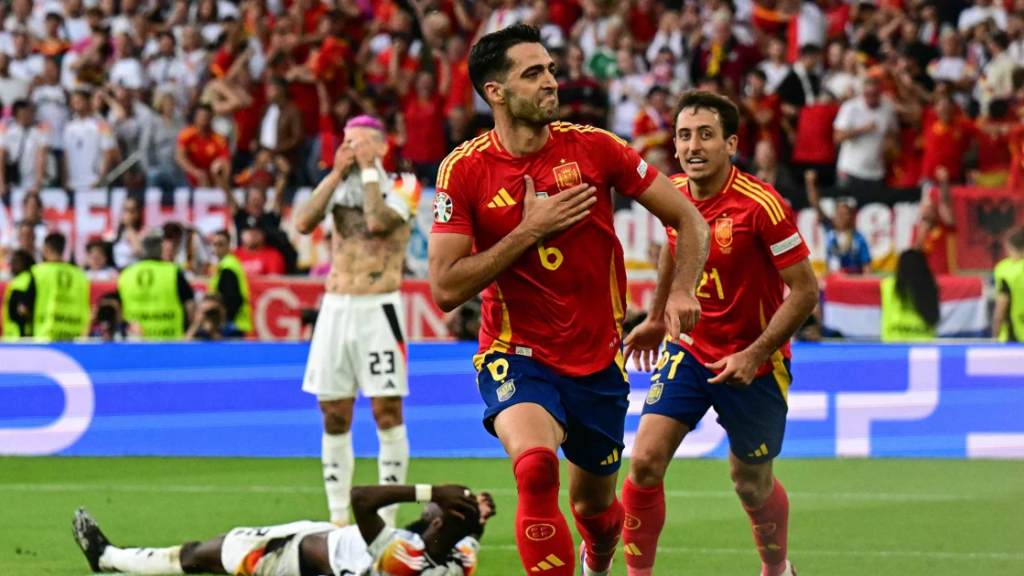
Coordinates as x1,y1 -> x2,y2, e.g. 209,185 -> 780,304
321,291 -> 402,306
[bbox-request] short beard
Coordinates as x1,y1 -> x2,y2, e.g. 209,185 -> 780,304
506,89 -> 559,127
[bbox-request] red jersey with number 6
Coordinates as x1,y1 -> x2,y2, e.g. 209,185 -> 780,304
666,167 -> 810,377
431,122 -> 658,377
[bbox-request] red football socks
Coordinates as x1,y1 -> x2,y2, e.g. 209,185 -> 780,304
571,497 -> 624,574
620,478 -> 665,576
743,478 -> 790,576
513,448 -> 575,575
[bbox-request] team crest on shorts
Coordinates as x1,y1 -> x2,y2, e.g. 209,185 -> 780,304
433,192 -> 453,223
646,383 -> 663,405
715,217 -> 733,253
497,379 -> 516,402
552,162 -> 582,191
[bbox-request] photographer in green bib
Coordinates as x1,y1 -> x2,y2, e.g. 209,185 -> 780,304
117,235 -> 196,341
2,249 -> 36,340
880,250 -> 940,343
993,227 -> 1024,342
208,230 -> 252,335
10,233 -> 91,342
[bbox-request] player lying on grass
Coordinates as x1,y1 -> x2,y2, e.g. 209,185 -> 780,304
72,484 -> 495,576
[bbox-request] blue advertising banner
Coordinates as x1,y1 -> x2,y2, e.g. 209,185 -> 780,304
1,343 -> 1022,459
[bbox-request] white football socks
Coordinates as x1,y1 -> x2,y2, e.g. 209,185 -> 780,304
99,546 -> 185,574
377,424 -> 409,528
322,431 -> 355,525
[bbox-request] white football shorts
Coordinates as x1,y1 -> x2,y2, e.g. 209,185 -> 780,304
302,292 -> 410,400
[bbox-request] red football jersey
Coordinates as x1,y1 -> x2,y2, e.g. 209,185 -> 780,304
666,167 -> 810,378
432,123 -> 658,377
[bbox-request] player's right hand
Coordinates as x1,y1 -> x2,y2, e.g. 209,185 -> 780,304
664,290 -> 701,341
332,141 -> 356,176
431,484 -> 479,520
520,175 -> 597,240
624,317 -> 666,372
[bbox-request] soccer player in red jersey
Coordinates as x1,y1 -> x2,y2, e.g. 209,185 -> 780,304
428,25 -> 710,576
620,92 -> 818,576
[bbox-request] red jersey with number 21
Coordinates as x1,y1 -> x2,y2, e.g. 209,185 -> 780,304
666,167 -> 809,378
432,122 -> 658,377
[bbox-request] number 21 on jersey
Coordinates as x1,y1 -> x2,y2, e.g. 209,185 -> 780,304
696,268 -> 724,299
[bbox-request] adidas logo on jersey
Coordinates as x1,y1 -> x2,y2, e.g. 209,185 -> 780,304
487,188 -> 516,208
530,554 -> 566,571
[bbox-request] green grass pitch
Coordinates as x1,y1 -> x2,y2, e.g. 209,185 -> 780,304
2,457 -> 1023,575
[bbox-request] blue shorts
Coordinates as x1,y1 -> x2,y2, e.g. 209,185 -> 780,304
642,341 -> 791,464
476,352 -> 630,475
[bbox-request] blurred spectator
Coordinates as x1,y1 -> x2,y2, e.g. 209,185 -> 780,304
0,100 -> 51,195
2,193 -> 47,257
186,294 -> 244,341
9,28 -> 43,82
89,291 -> 129,342
108,197 -> 144,269
993,226 -> 1024,341
740,69 -> 782,161
85,240 -> 118,281
880,249 -> 940,343
63,89 -> 118,191
0,53 -> 29,109
397,70 -> 449,183
222,160 -> 295,272
209,229 -> 252,334
978,32 -> 1018,111
175,104 -> 230,188
608,46 -> 651,139
162,222 -> 212,276
141,90 -> 187,194
790,92 -> 840,186
235,225 -> 285,276
833,77 -> 897,190
259,77 -> 304,178
806,169 -> 872,275
823,46 -> 865,102
751,139 -> 799,202
559,45 -> 607,128
758,37 -> 790,95
631,86 -> 673,158
920,93 -> 975,182
912,167 -> 957,276
30,57 -> 68,178
958,0 -> 1008,33
777,43 -> 824,146
444,295 -> 482,341
692,10 -> 761,97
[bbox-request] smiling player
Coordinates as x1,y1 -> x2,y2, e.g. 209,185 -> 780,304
429,24 -> 709,576
621,91 -> 818,576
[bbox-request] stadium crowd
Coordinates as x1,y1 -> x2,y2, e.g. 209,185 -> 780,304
0,0 -> 1022,341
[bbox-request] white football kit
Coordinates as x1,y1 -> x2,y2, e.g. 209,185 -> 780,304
302,165 -> 422,401
221,522 -> 479,576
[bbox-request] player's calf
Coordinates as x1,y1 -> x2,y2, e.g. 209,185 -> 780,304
514,447 -> 576,575
730,456 -> 790,576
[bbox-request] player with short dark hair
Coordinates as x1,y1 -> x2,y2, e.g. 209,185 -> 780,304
620,91 -> 818,576
430,23 -> 710,576
72,485 -> 495,576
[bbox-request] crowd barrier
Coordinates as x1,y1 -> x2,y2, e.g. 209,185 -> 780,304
2,342 -> 1022,459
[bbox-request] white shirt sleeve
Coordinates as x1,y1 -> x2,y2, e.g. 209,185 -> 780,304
833,101 -> 854,131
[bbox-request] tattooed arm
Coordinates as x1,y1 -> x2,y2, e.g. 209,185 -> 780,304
295,145 -> 352,235
353,136 -> 405,235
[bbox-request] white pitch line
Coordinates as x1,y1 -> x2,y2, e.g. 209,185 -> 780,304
489,544 -> 1024,561
0,483 -> 979,502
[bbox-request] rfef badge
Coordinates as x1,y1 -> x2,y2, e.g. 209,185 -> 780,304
552,162 -> 582,191
715,217 -> 733,254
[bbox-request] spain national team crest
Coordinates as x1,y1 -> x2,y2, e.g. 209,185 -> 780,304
646,383 -> 663,405
715,217 -> 733,254
433,192 -> 453,223
497,379 -> 516,402
552,162 -> 583,191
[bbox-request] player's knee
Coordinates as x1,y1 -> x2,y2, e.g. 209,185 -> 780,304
514,448 -> 560,495
730,461 -> 772,504
320,402 -> 353,435
371,399 -> 404,430
628,449 -> 669,489
178,540 -> 218,574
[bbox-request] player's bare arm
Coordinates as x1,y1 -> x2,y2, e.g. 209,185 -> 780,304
354,136 -> 406,235
635,172 -> 711,339
706,258 -> 817,386
428,176 -> 596,312
624,242 -> 673,371
294,144 -> 351,235
351,484 -> 478,545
